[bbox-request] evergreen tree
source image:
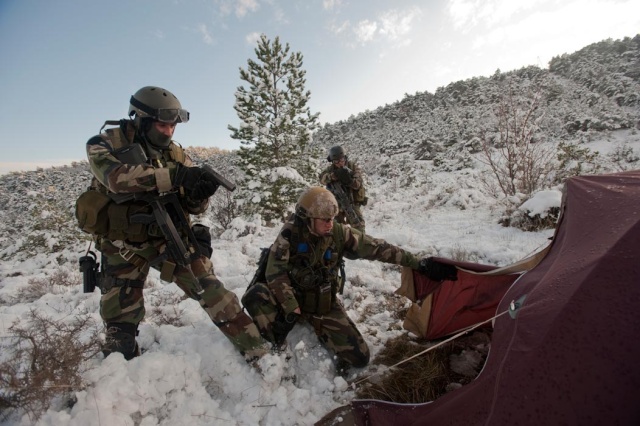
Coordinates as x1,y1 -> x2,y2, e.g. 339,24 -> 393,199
229,34 -> 320,223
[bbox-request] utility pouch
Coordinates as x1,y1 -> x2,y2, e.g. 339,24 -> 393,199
300,287 -> 317,313
106,202 -> 148,243
76,190 -> 112,236
316,281 -> 333,315
300,280 -> 333,315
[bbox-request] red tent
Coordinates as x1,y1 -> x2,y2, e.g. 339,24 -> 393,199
350,170 -> 640,426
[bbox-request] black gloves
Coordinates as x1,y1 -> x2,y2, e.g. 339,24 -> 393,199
190,172 -> 219,200
174,164 -> 201,188
175,166 -> 219,200
334,167 -> 352,185
418,257 -> 458,281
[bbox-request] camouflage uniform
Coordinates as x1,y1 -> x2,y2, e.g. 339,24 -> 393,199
319,159 -> 366,232
87,119 -> 268,360
242,215 -> 419,368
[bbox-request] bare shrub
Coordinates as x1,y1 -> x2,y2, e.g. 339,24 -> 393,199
146,291 -> 191,327
0,310 -> 102,422
15,269 -> 78,304
478,81 -> 557,200
608,141 -> 639,171
502,206 -> 560,231
209,189 -> 241,236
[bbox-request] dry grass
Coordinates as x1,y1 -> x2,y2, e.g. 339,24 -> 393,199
354,331 -> 491,404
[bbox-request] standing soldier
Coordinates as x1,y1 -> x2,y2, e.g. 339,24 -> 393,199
76,86 -> 269,362
319,145 -> 367,232
241,187 -> 457,374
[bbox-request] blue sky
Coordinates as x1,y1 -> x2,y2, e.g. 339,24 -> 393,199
1,0 -> 639,174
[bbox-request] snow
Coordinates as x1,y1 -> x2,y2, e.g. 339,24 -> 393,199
0,133 -> 638,425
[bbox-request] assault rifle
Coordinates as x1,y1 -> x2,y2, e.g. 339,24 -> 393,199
326,182 -> 363,229
108,166 -> 236,295
109,191 -> 206,293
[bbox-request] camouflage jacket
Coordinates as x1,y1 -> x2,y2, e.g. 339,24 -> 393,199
86,119 -> 208,216
319,160 -> 364,194
265,218 -> 420,315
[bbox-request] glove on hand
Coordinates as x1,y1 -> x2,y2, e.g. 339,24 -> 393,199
189,171 -> 219,200
334,167 -> 352,185
174,165 -> 204,191
190,181 -> 218,200
174,166 -> 219,200
418,257 -> 458,281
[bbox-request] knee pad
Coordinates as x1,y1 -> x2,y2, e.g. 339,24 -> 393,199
241,282 -> 272,312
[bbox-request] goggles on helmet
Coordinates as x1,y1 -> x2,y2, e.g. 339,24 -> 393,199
155,108 -> 190,124
129,96 -> 190,124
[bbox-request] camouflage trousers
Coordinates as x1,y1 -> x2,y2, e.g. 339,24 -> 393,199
336,204 -> 365,233
97,238 -> 269,360
242,282 -> 370,368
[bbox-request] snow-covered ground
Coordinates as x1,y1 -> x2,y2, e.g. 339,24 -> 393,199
0,131 -> 637,425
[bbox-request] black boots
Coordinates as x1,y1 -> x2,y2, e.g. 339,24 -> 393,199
102,322 -> 140,360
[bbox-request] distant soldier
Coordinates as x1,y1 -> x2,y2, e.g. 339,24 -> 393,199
319,145 -> 367,232
241,187 -> 457,374
77,86 -> 269,362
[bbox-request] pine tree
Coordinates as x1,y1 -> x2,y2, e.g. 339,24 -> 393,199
229,34 -> 320,223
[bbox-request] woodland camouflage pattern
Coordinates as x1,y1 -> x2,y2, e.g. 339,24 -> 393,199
242,218 -> 420,368
319,159 -> 365,231
87,120 -> 269,360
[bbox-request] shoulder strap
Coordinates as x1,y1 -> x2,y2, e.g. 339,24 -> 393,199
100,120 -> 135,150
168,142 -> 186,163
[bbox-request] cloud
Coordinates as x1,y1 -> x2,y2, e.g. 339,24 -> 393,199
354,20 -> 378,44
214,0 -> 260,18
343,7 -> 421,47
245,32 -> 262,45
197,24 -> 215,45
470,0 -> 640,51
378,7 -> 421,42
323,0 -> 343,11
446,0 -> 547,30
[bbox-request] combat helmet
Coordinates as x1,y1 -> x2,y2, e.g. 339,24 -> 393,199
128,86 -> 189,148
128,86 -> 189,125
327,145 -> 346,162
295,187 -> 339,219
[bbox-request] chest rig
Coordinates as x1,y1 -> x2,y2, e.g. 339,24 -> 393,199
288,219 -> 346,315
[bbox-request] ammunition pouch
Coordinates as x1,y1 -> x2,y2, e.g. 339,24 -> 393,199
76,190 -> 111,236
75,190 -> 152,242
293,270 -> 337,315
354,185 -> 367,206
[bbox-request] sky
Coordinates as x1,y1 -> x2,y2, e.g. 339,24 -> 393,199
1,0 -> 639,175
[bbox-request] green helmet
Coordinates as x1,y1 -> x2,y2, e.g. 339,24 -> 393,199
327,145 -> 346,162
296,187 -> 338,219
128,86 -> 189,124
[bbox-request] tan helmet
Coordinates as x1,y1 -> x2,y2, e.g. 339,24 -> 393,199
296,187 -> 338,219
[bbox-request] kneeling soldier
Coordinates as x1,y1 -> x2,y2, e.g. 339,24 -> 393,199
242,187 -> 456,372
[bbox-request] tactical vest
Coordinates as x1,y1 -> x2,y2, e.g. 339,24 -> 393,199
287,219 -> 346,315
75,120 -> 186,242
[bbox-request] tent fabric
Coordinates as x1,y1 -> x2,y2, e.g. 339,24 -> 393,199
398,262 -> 521,340
352,170 -> 640,426
397,245 -> 551,340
